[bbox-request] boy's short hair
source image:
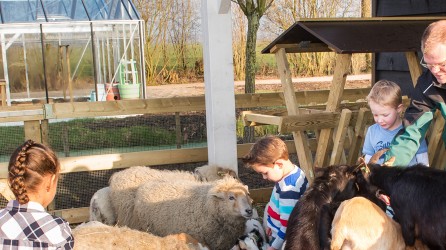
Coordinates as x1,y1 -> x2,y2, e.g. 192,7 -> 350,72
366,80 -> 402,109
242,135 -> 289,168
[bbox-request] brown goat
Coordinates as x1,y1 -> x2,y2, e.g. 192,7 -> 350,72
331,196 -> 429,250
330,197 -> 405,250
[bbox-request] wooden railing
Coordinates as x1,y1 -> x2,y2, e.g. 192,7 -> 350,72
5,89 -> 444,223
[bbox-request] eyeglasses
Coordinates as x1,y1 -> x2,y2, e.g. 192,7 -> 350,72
420,56 -> 446,71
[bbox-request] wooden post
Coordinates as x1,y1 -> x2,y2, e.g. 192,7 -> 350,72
329,109 -> 352,165
24,120 -> 42,142
275,48 -> 315,181
65,46 -> 73,103
0,79 -> 6,107
347,108 -> 370,164
405,51 -> 422,86
427,111 -> 444,167
175,112 -> 182,149
314,53 -> 352,168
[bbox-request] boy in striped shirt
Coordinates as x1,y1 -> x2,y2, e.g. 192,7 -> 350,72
242,136 -> 308,250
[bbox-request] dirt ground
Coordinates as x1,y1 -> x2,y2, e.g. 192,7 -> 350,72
146,74 -> 371,98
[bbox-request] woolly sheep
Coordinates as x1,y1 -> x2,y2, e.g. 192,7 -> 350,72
72,221 -> 209,250
0,179 -> 14,201
194,164 -> 239,181
89,187 -> 115,225
108,164 -> 237,226
129,177 -> 253,250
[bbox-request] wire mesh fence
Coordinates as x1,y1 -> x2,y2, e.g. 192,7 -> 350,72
0,109 -> 282,209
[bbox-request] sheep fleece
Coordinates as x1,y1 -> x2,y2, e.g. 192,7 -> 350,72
109,166 -> 197,226
132,177 -> 252,250
72,221 -> 206,250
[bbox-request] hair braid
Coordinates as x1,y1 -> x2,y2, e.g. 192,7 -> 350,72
8,140 -> 35,204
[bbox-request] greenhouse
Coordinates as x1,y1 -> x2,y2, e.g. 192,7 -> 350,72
0,0 -> 145,105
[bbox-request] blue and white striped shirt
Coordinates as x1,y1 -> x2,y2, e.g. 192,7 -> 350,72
267,165 -> 308,249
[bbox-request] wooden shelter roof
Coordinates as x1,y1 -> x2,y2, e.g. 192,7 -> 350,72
261,17 -> 443,54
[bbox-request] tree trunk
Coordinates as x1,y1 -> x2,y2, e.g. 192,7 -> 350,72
244,13 -> 260,94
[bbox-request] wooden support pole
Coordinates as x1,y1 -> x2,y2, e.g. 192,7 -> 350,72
275,48 -> 315,181
347,107 -> 370,164
24,120 -> 42,142
0,80 -> 6,107
329,109 -> 352,165
428,111 -> 445,167
405,51 -> 422,86
314,53 -> 352,168
175,112 -> 182,149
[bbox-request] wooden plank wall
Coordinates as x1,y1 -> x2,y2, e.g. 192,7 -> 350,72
372,0 -> 446,95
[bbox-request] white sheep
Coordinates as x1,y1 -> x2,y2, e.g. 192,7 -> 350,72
0,179 -> 14,201
89,187 -> 115,225
108,164 -> 237,227
128,177 -> 253,250
194,164 -> 238,181
72,221 -> 209,250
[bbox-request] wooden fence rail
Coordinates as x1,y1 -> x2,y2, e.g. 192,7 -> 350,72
0,89 -> 445,223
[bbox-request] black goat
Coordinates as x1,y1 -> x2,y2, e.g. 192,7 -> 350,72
284,164 -> 386,250
363,163 -> 446,249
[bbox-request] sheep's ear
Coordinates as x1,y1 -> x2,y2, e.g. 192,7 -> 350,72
210,190 -> 226,200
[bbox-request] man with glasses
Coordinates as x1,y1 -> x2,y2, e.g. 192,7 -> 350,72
384,20 -> 446,166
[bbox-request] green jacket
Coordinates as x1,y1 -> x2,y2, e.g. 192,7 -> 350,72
385,70 -> 446,166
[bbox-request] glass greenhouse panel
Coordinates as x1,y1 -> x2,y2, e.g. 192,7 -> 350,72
0,0 -> 144,105
0,0 -> 140,23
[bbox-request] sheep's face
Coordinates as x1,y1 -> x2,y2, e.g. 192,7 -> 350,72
211,187 -> 254,219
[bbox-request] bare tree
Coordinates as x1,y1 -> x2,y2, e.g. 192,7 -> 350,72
232,0 -> 274,93
232,5 -> 247,81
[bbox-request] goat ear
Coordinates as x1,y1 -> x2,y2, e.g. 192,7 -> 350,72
369,148 -> 389,164
313,166 -> 325,178
354,158 -> 370,174
383,156 -> 395,167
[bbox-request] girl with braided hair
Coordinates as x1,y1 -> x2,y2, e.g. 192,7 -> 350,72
0,140 -> 74,249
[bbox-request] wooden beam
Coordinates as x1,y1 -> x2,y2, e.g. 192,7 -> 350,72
50,207 -> 89,225
243,113 -> 283,127
347,107 -> 370,165
279,112 -> 340,133
275,48 -> 315,181
24,120 -> 41,142
235,88 -> 371,109
428,111 -> 445,167
314,53 -> 352,167
269,43 -> 332,54
0,89 -> 370,121
405,51 -> 422,86
329,109 -> 352,165
0,142 -> 304,178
